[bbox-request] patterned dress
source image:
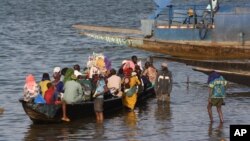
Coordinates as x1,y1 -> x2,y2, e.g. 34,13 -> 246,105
122,75 -> 141,110
23,84 -> 40,102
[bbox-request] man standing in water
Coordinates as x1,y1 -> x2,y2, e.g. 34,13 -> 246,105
207,71 -> 227,123
154,62 -> 172,103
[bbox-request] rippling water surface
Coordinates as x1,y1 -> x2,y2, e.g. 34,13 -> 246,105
1,0 -> 250,140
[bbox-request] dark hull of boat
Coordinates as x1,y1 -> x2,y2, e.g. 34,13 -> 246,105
20,97 -> 123,124
193,67 -> 250,87
20,89 -> 155,123
140,39 -> 250,60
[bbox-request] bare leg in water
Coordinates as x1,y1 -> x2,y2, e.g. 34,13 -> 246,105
95,112 -> 103,122
62,101 -> 70,122
207,99 -> 213,122
216,105 -> 224,123
95,112 -> 100,121
99,112 -> 103,122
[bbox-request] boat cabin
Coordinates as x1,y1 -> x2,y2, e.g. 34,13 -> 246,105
141,1 -> 250,46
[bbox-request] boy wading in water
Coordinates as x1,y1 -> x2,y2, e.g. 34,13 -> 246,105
93,74 -> 108,122
207,71 -> 227,123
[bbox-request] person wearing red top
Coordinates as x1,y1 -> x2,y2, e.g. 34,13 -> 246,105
44,82 -> 56,104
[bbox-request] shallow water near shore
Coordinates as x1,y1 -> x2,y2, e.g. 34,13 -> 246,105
1,0 -> 250,140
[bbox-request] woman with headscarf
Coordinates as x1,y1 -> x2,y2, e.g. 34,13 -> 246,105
207,71 -> 227,123
39,73 -> 51,97
23,74 -> 40,102
122,71 -> 141,111
63,68 -> 74,84
61,73 -> 84,122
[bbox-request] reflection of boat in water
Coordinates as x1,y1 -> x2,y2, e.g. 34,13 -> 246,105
19,88 -> 155,123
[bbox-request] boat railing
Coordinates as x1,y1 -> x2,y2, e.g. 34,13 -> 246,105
155,4 -> 214,29
140,4 -> 213,37
141,3 -> 250,37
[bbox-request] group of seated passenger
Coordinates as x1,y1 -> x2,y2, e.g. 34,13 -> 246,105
23,55 -> 159,121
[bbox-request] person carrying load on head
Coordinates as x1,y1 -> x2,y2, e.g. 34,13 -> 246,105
207,71 -> 227,123
154,62 -> 172,103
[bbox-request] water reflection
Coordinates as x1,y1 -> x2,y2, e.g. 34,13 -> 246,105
124,111 -> 138,129
59,127 -> 71,141
208,122 -> 226,141
124,111 -> 138,139
93,122 -> 104,140
155,102 -> 171,121
24,122 -> 81,141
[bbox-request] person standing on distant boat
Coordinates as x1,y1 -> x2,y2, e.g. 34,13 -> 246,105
207,71 -> 227,123
206,0 -> 218,12
23,74 -> 40,102
155,62 -> 172,103
202,0 -> 219,20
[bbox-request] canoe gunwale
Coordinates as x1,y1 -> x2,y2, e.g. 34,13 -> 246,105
19,89 -> 155,123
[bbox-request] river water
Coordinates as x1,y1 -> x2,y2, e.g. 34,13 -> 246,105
0,0 -> 250,140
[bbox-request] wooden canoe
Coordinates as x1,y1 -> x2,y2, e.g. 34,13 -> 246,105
20,88 -> 155,124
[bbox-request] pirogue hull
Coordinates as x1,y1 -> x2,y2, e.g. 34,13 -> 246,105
193,67 -> 250,86
80,32 -> 250,60
20,88 -> 155,124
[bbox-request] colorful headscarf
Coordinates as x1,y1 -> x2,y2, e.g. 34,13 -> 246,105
123,60 -> 135,71
63,68 -> 74,83
104,56 -> 112,71
207,71 -> 221,84
25,74 -> 36,93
